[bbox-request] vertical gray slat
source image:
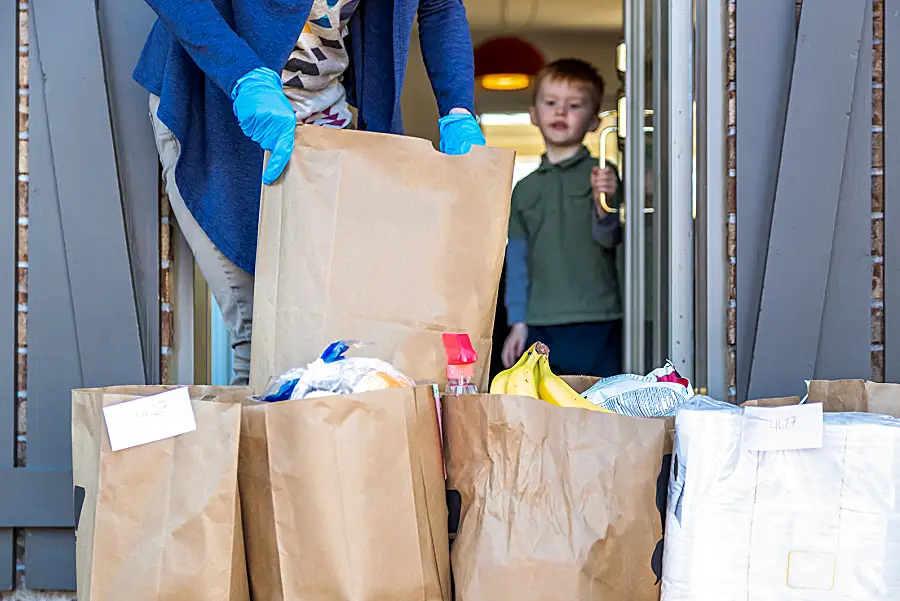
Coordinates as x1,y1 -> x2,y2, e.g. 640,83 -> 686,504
26,1 -> 157,584
886,0 -> 900,381
96,0 -> 160,384
748,0 -> 867,399
735,0 -> 796,402
0,0 -> 16,592
656,0 -> 670,370
31,0 -> 145,389
815,0 -> 873,379
24,5 -> 80,590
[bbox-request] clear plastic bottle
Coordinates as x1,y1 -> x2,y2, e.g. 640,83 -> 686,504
442,332 -> 478,395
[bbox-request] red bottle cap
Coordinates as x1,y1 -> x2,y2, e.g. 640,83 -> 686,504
442,333 -> 478,380
446,364 -> 475,381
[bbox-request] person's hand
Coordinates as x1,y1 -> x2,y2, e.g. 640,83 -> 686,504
501,323 -> 529,369
438,111 -> 486,155
231,67 -> 296,185
592,166 -> 618,214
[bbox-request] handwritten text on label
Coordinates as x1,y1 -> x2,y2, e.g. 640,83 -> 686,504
741,403 -> 824,452
103,387 -> 197,452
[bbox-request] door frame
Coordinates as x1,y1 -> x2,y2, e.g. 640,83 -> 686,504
694,0 -> 729,399
623,0 -> 728,395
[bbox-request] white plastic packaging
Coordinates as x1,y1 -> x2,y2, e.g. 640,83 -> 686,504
662,397 -> 900,600
581,361 -> 693,417
261,341 -> 414,401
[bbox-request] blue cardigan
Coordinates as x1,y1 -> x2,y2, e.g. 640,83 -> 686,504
134,0 -> 476,274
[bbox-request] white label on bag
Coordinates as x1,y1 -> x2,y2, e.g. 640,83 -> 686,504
103,387 -> 197,452
741,403 -> 823,452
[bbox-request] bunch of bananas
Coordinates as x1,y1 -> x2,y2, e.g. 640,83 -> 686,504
490,343 -> 612,412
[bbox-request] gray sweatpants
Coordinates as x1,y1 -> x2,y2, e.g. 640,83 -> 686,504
149,95 -> 254,386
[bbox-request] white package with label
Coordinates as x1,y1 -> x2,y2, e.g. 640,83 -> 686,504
662,397 -> 900,601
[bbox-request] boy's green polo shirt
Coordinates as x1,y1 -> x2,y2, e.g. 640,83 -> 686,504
508,147 -> 622,326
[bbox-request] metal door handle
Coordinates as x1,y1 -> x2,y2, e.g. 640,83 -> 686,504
603,125 -> 657,223
598,126 -> 619,214
641,126 -> 655,215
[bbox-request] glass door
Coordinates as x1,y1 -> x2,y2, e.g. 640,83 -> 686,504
619,0 -> 695,377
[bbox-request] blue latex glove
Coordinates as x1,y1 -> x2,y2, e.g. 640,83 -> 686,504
231,68 -> 296,185
438,113 -> 486,155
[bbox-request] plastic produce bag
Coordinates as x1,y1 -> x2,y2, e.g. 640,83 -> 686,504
261,341 -> 414,401
582,361 -> 693,417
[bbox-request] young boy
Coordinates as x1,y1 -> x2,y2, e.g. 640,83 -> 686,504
501,58 -> 623,377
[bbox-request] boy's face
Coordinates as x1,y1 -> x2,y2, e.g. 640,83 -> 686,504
530,77 -> 600,148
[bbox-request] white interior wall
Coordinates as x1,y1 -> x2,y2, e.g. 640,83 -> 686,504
400,28 -> 622,144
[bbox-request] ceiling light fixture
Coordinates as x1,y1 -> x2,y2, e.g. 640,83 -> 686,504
474,36 -> 546,92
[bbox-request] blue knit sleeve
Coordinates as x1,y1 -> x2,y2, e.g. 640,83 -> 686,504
417,0 -> 476,116
141,0 -> 265,96
592,170 -> 623,248
505,239 -> 530,326
593,200 -> 622,249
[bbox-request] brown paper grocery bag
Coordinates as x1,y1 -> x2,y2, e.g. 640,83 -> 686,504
444,379 -> 672,601
741,396 -> 802,408
742,380 -> 900,417
864,381 -> 900,417
250,127 -> 514,391
72,386 -> 251,601
808,379 -> 900,416
236,385 -> 450,601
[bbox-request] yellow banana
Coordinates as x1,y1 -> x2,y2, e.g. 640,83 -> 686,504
489,371 -> 510,394
537,354 -> 613,412
506,348 -> 542,399
490,343 -> 538,394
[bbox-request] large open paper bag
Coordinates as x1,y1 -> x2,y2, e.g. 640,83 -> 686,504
741,379 -> 900,416
250,127 -> 514,390
444,378 -> 672,601
72,386 -> 250,601
236,385 -> 450,601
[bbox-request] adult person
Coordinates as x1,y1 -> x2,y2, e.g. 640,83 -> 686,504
134,0 -> 486,385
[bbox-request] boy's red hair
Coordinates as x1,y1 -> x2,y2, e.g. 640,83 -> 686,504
532,58 -> 606,113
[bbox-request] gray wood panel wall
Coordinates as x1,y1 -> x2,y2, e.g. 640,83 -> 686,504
815,1 -> 873,381
1,0 -> 17,591
738,0 -> 874,400
735,0 -> 796,401
748,0 -> 864,399
31,0 -> 146,389
25,7 -> 81,589
97,0 -> 161,384
0,0 -> 159,591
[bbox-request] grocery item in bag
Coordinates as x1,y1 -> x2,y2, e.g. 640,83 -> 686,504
443,332 -> 479,395
238,385 -> 450,601
489,342 -> 611,411
663,393 -> 900,600
250,126 -> 514,391
583,361 -> 693,417
72,386 -> 250,601
445,378 -> 671,601
261,340 -> 414,401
